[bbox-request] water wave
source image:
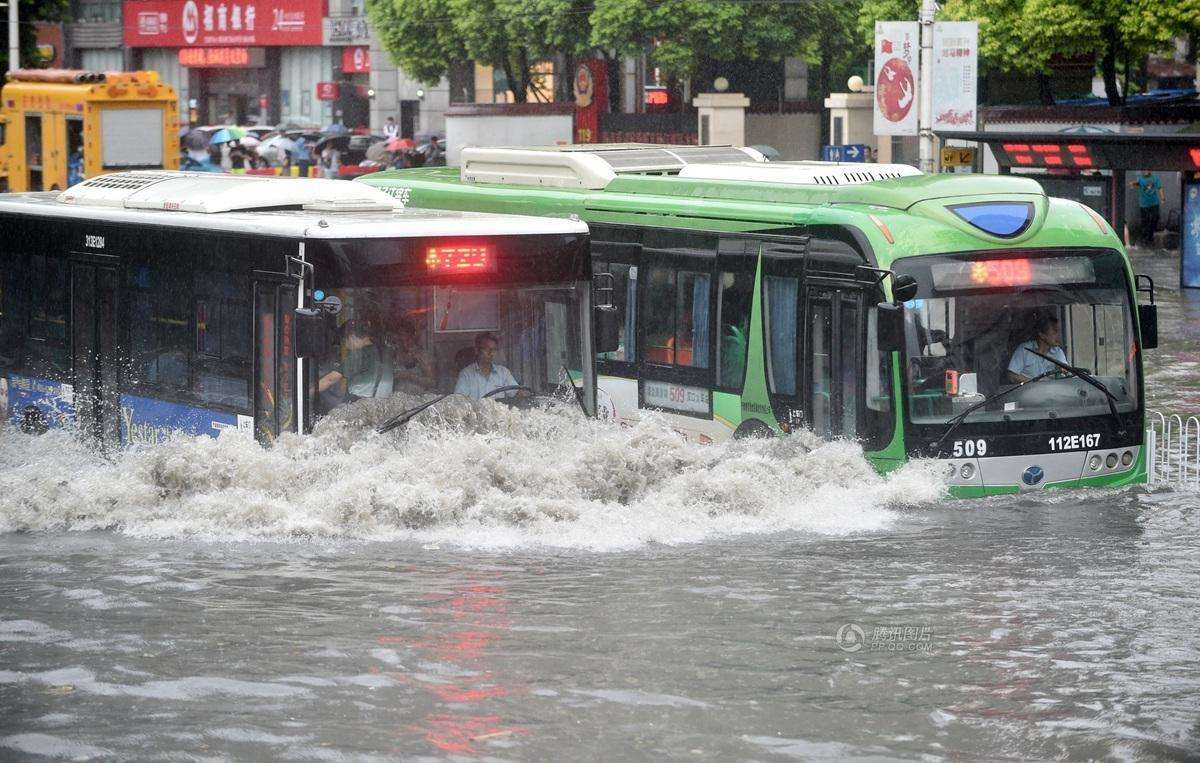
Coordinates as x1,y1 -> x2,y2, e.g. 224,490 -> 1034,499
0,396 -> 946,550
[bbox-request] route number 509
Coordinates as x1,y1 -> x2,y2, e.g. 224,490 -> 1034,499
952,439 -> 987,457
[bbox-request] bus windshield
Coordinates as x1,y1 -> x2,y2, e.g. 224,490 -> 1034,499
310,282 -> 585,416
895,249 -> 1138,425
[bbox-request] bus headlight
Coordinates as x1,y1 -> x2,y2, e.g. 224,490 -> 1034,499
1089,455 -> 1102,471
1121,451 -> 1133,467
959,463 -> 975,480
1105,453 -> 1118,469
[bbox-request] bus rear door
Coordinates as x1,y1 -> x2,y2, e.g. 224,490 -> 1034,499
70,256 -> 119,444
252,272 -> 301,443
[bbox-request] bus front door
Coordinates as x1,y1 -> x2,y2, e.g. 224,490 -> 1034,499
806,286 -> 863,440
252,274 -> 301,444
70,260 -> 119,444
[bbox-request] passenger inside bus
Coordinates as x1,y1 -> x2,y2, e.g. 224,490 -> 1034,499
454,331 -> 526,400
389,316 -> 435,394
1007,313 -> 1067,383
318,319 -> 393,408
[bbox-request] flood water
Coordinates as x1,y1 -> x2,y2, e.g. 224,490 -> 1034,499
1,251 -> 1198,761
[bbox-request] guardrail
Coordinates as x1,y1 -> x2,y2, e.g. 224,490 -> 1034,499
1147,412 -> 1200,487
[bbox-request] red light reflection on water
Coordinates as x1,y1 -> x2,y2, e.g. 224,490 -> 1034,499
377,572 -> 528,756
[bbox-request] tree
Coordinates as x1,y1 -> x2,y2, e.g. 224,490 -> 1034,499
589,0 -> 816,83
0,0 -> 70,72
367,0 -> 592,102
861,0 -> 1197,106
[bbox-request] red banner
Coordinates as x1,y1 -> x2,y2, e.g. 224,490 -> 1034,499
315,81 -> 338,100
573,59 -> 607,144
341,45 -> 369,73
124,0 -> 324,47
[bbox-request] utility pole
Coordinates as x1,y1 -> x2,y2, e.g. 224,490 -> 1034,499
6,0 -> 17,73
918,0 -> 937,173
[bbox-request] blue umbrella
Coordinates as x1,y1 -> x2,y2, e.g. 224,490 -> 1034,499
208,126 -> 247,145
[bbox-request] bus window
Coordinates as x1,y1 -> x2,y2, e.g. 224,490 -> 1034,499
593,261 -> 636,366
810,299 -> 833,438
0,251 -> 26,368
194,269 -> 251,409
25,115 -> 42,191
26,255 -> 69,376
128,263 -> 192,392
840,300 -> 860,437
641,267 -> 711,368
66,117 -> 84,187
717,270 -> 753,388
764,275 -> 798,395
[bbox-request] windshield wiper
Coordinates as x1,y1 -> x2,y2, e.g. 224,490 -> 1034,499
928,370 -> 1056,456
1026,348 -> 1125,435
376,394 -> 452,435
561,366 -> 588,417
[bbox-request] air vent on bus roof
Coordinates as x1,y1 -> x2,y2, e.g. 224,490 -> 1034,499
460,144 -> 765,189
676,161 -> 922,186
57,171 -> 398,213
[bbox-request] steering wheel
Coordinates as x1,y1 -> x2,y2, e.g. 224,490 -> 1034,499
482,385 -> 535,407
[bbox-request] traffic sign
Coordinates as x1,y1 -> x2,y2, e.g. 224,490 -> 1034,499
941,147 -> 976,167
821,144 -> 869,163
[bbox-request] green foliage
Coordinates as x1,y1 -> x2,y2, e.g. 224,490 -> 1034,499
367,0 -> 590,100
590,0 -> 817,80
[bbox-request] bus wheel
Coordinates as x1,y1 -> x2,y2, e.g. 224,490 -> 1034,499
733,419 -> 774,439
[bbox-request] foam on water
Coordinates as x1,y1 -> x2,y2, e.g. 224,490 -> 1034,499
0,397 -> 946,550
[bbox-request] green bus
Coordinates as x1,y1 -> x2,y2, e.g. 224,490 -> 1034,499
360,145 -> 1159,497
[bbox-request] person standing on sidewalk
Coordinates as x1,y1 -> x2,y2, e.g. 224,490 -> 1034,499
383,116 -> 400,139
1130,170 -> 1165,247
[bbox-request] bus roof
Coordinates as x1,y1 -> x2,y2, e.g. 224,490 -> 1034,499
0,172 -> 587,240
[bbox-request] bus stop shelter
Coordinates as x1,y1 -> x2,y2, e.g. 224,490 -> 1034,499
940,131 -> 1200,286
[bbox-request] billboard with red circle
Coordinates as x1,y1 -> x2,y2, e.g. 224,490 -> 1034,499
873,21 -> 919,136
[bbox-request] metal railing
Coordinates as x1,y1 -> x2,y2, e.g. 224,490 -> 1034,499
1147,412 -> 1200,487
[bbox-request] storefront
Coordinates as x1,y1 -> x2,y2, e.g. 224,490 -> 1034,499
124,0 -> 338,127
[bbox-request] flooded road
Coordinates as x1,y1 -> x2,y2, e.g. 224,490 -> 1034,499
1,250 -> 1198,760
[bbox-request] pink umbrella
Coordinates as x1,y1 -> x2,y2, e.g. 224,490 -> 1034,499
386,137 -> 416,151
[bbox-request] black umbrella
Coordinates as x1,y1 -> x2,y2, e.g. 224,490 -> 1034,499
314,134 -> 352,153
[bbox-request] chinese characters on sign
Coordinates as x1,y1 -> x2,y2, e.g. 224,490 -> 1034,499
123,0 -> 323,47
873,21 -> 919,136
315,82 -> 339,101
932,21 -> 978,132
178,46 -> 265,66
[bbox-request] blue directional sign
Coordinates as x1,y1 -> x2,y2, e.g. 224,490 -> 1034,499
821,144 -> 868,163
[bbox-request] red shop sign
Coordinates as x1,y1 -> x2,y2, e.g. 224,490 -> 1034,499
341,45 -> 369,73
124,0 -> 324,47
316,81 -> 339,100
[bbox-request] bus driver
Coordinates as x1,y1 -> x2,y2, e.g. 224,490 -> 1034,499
455,332 -> 527,400
1008,313 -> 1067,384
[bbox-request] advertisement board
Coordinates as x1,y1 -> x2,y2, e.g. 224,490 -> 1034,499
124,0 -> 324,47
1182,180 -> 1200,288
932,21 -> 978,132
873,21 -> 919,136
341,45 -> 370,73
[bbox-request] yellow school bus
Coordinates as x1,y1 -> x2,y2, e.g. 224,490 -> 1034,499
0,69 -> 180,192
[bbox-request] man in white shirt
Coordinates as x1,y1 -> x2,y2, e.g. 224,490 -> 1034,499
383,116 -> 399,139
1008,314 -> 1068,383
455,332 -> 526,400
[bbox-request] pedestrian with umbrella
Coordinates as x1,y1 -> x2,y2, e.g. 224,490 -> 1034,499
315,133 -> 351,179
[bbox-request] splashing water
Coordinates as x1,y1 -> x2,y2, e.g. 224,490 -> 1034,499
0,397 -> 947,550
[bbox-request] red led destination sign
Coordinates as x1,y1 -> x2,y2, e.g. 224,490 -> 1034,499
425,244 -> 496,274
943,131 -> 1200,172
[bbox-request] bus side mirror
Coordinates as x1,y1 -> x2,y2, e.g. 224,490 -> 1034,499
1138,304 -> 1158,350
294,308 -> 333,358
595,306 -> 621,354
891,274 -> 918,304
877,302 -> 904,353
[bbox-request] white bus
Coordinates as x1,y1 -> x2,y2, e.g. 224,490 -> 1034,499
0,172 -> 596,444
